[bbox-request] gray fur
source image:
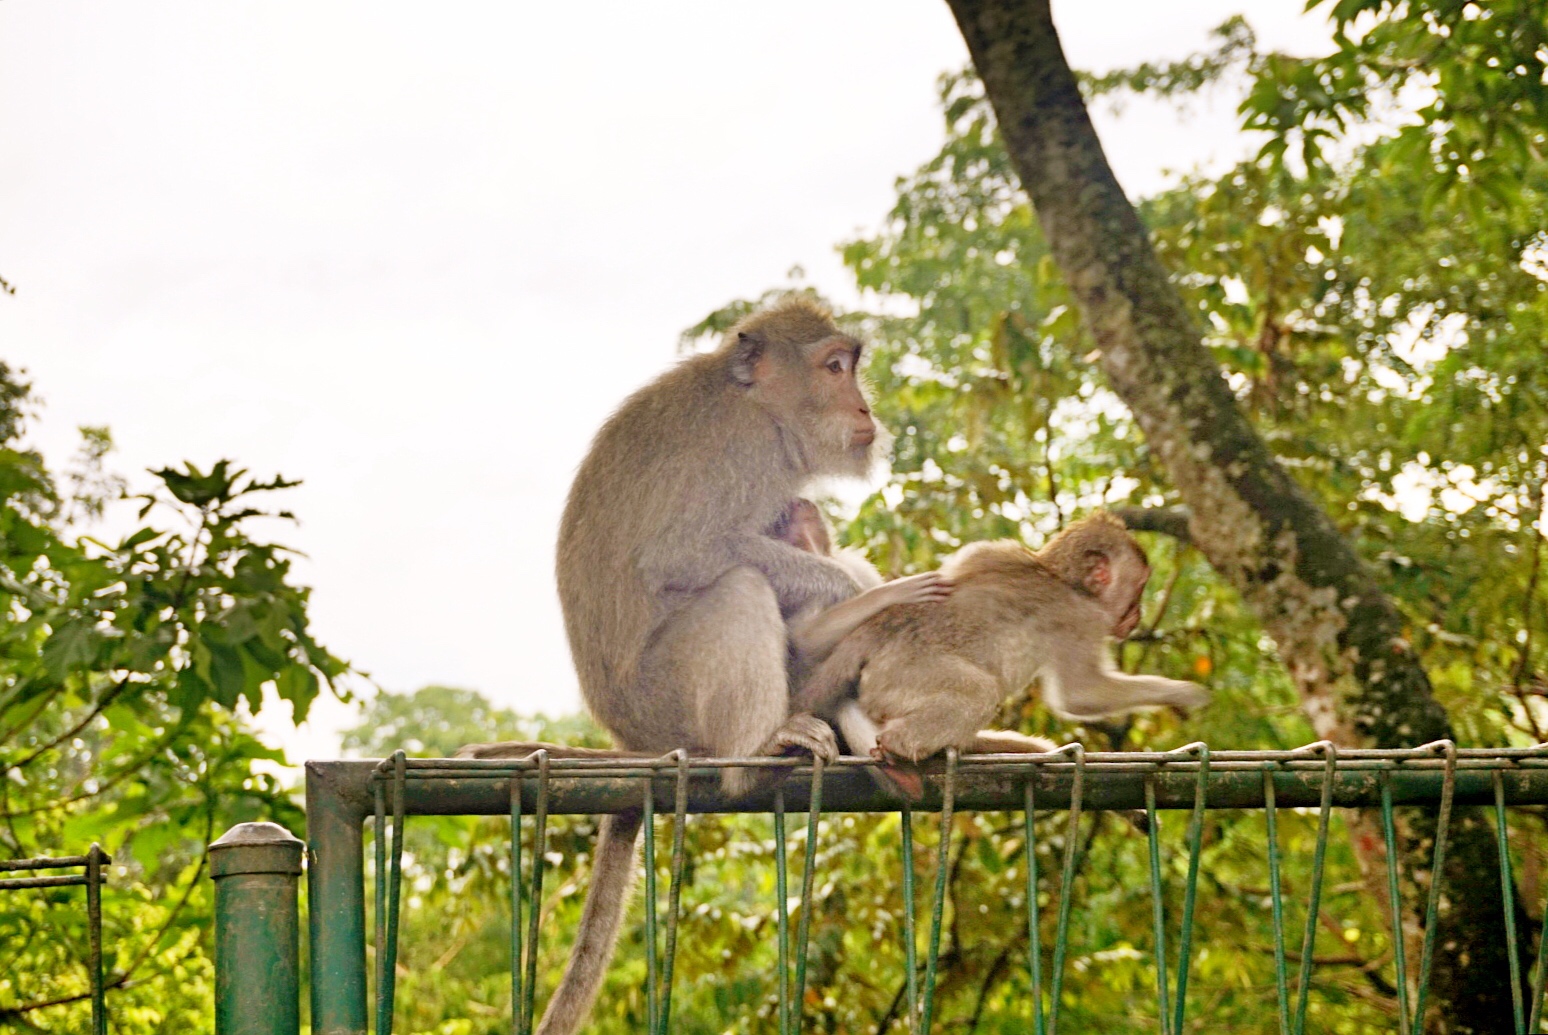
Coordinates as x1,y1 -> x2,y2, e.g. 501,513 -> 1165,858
525,298 -> 883,1035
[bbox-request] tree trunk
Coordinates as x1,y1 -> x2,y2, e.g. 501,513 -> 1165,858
944,0 -> 1515,1030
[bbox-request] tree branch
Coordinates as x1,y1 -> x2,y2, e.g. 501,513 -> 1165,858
1111,505 -> 1192,543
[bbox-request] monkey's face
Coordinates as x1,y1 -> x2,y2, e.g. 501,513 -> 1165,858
740,330 -> 888,478
801,335 -> 887,476
1109,551 -> 1150,639
768,498 -> 832,556
1078,540 -> 1150,639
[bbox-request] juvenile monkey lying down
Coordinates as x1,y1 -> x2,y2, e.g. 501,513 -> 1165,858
792,511 -> 1208,794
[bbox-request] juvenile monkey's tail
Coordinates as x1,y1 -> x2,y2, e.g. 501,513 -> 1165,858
795,633 -> 868,717
533,809 -> 643,1035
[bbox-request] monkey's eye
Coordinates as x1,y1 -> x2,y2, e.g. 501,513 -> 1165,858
825,354 -> 851,375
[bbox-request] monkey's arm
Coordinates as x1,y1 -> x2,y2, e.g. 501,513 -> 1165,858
788,573 -> 952,668
727,533 -> 870,614
1041,647 -> 1208,721
637,530 -> 861,616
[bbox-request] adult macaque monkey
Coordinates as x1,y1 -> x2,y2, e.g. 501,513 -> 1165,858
464,298 -> 889,1035
795,511 -> 1209,795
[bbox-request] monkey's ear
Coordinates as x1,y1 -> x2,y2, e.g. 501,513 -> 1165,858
1082,550 -> 1112,592
730,331 -> 768,387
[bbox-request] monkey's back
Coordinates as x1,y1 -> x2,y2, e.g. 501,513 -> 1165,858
556,353 -> 802,727
852,540 -> 1096,722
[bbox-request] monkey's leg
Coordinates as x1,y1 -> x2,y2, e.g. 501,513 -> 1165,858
643,566 -> 837,799
864,658 -> 1001,765
833,700 -> 879,756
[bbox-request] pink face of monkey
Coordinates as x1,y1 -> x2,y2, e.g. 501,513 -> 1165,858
1081,541 -> 1150,640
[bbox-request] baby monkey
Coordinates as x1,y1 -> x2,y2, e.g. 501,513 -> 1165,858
794,511 -> 1208,796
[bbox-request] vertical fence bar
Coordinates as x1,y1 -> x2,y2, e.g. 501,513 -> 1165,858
1495,771 -> 1526,1034
510,777 -> 523,1035
1532,838 -> 1548,1035
1146,776 -> 1170,1035
1291,743 -> 1336,1035
1263,768 -> 1291,1035
85,843 -> 106,1035
306,763 -> 369,1035
919,749 -> 958,1035
382,752 -> 407,1035
1380,771 -> 1412,1035
656,751 -> 690,1035
1411,741 -> 1457,1032
643,773 -> 659,1034
774,785 -> 791,1035
1024,780 -> 1045,1035
373,780 -> 387,1035
212,824 -> 302,1035
521,752 -> 550,1035
1171,744 -> 1209,1035
901,804 -> 919,1029
1046,745 -> 1086,1035
792,758 -> 825,1032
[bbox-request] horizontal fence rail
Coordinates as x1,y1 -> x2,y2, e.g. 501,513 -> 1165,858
283,741 -> 1548,1035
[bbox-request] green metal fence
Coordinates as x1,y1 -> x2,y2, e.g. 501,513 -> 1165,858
217,741 -> 1548,1034
0,844 -> 109,1035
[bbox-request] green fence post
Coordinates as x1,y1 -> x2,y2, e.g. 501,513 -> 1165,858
211,821 -> 304,1035
307,763 -> 369,1035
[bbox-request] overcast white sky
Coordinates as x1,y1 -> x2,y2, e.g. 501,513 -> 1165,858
0,2 -> 1335,763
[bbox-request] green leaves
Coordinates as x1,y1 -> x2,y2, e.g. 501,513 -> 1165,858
40,619 -> 102,681
150,459 -> 299,511
0,369 -> 350,1032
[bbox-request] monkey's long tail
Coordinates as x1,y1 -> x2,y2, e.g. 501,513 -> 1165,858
533,809 -> 644,1035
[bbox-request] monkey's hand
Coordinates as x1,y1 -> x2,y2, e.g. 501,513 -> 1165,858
872,571 -> 954,609
1164,680 -> 1210,714
1166,681 -> 1211,721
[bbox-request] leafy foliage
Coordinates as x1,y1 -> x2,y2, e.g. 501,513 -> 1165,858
0,366 -> 351,1032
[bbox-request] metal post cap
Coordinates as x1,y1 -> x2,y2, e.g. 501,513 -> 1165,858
210,821 -> 304,878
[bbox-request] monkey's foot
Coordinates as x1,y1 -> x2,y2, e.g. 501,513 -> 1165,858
724,714 -> 839,799
868,745 -> 925,800
762,712 -> 840,763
